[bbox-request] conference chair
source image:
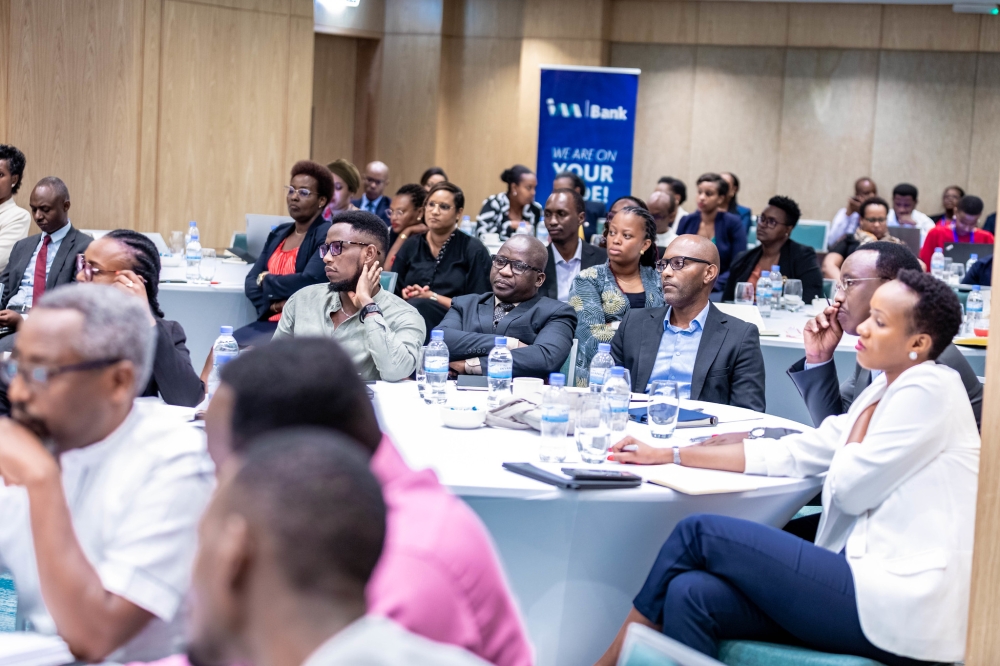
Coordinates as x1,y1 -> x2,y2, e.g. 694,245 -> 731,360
559,338 -> 578,387
790,220 -> 830,252
0,571 -> 15,632
716,641 -> 886,666
746,226 -> 757,250
823,279 -> 835,300
380,271 -> 398,294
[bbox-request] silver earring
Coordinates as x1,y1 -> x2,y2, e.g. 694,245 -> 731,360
909,351 -> 918,360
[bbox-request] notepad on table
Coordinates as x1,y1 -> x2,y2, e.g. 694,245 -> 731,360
628,406 -> 718,428
644,465 -> 763,495
0,633 -> 74,666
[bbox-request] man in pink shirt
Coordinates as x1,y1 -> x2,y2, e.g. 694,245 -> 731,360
206,338 -> 533,666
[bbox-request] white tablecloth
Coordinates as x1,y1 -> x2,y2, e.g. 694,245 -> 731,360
371,381 -> 823,666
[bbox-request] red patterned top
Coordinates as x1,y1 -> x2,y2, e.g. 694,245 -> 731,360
266,244 -> 300,321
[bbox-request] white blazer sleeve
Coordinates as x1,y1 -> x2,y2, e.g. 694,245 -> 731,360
743,412 -> 849,478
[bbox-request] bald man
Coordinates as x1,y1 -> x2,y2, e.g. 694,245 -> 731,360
648,190 -> 679,250
353,161 -> 391,225
611,235 -> 765,411
439,235 -> 577,379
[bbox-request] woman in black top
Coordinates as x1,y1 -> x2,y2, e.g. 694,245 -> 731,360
723,195 -> 824,304
394,181 -> 492,336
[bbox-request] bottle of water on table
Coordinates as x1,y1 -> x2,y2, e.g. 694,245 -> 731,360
601,366 -> 631,447
967,253 -> 979,273
930,247 -> 945,279
757,270 -> 772,318
770,265 -> 783,309
487,337 -> 513,408
425,330 -> 450,404
207,325 -> 239,400
589,342 -> 614,392
539,373 -> 571,463
967,285 -> 984,334
185,220 -> 202,281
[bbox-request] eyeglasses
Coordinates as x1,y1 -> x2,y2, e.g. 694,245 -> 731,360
491,255 -> 543,276
319,240 -> 378,258
862,216 -> 888,224
834,277 -> 883,293
655,256 -> 713,272
1,357 -> 122,387
284,185 -> 315,199
756,214 -> 791,230
75,254 -> 109,282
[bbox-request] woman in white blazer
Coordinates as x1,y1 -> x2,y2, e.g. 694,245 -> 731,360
597,268 -> 977,666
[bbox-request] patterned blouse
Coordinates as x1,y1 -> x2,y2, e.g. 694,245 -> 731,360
475,192 -> 543,241
570,262 -> 665,387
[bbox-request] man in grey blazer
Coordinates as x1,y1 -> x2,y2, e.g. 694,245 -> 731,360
788,241 -> 983,428
541,188 -> 606,302
611,235 -> 766,412
440,234 -> 577,379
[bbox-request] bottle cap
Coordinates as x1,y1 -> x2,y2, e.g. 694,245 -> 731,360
971,254 -> 978,260
761,271 -> 770,278
495,337 -> 507,346
597,343 -> 611,353
771,265 -> 780,272
220,325 -> 233,335
974,285 -> 981,291
189,221 -> 197,227
548,373 -> 566,386
431,330 -> 444,341
610,366 -> 625,377
934,246 -> 943,252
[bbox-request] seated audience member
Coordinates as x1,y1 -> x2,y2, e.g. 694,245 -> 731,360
723,196 -> 824,304
931,185 -> 964,225
187,429 -> 489,666
352,160 -> 392,224
541,188 -> 606,302
573,206 -> 664,385
612,235 -> 765,410
656,176 -> 690,221
0,177 -> 91,352
241,160 -> 333,347
601,270 -> 977,666
829,177 -> 878,246
888,182 -> 935,241
209,339 -> 533,666
76,230 -> 204,406
720,171 -> 752,231
823,197 -> 905,281
648,191 -> 679,250
919,195 -> 994,268
322,158 -> 361,221
273,211 -> 424,381
791,241 -> 982,428
420,166 -> 448,192
476,165 -> 541,240
676,173 -> 747,295
385,184 -> 427,269
440,235 -> 576,379
0,144 -> 30,271
552,170 -> 605,241
394,182 -> 492,335
984,211 -> 996,234
962,254 -> 992,287
0,284 -> 213,661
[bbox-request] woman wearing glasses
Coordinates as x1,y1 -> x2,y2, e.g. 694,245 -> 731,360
723,195 -> 824,303
823,197 -> 906,282
241,160 -> 334,347
572,206 -> 664,386
392,181 -> 492,336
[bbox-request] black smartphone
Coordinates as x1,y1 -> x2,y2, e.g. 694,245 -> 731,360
561,468 -> 642,482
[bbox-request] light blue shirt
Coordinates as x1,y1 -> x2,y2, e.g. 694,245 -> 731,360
360,194 -> 384,214
8,222 -> 71,310
648,302 -> 710,397
553,239 -> 582,302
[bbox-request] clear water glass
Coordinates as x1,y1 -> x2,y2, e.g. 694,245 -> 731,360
415,346 -> 429,403
734,282 -> 755,305
648,380 -> 680,439
949,263 -> 965,286
576,393 -> 611,464
198,248 -> 217,282
783,279 -> 803,312
169,230 -> 185,256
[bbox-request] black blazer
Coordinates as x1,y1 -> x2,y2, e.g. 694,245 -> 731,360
0,225 -> 92,310
245,217 -> 331,320
611,302 -> 766,412
676,211 -> 747,294
541,242 -> 607,301
142,318 -> 205,407
723,239 -> 824,303
352,196 -> 391,225
787,343 -> 983,430
438,292 -> 577,379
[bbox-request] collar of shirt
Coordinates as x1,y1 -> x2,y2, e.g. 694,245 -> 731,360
327,286 -> 390,317
664,302 -> 710,334
494,295 -> 520,309
553,239 -> 583,266
45,222 -> 72,243
362,195 -> 381,209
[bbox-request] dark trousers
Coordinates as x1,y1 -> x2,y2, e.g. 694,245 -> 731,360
233,320 -> 278,349
634,515 -> 935,666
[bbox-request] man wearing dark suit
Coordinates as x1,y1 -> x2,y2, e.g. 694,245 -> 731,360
541,188 -> 606,302
611,234 -> 765,411
0,177 -> 91,350
351,161 -> 391,225
788,241 -> 983,429
440,234 -> 577,379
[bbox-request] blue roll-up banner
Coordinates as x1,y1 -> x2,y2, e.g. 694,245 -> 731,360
537,65 -> 640,209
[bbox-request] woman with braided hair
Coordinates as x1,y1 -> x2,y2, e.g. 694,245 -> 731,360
76,229 -> 205,405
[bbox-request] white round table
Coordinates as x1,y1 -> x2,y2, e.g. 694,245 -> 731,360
371,381 -> 824,666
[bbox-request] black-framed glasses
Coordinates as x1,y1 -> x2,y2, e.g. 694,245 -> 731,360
756,213 -> 791,230
862,216 -> 888,224
2,357 -> 122,387
284,185 -> 315,199
319,241 -> 378,258
655,256 -> 713,272
491,255 -> 543,276
75,254 -> 109,282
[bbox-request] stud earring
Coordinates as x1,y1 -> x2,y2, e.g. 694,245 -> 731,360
909,351 -> 918,360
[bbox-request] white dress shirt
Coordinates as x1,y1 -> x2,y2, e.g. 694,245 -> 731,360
553,239 -> 583,302
7,222 -> 71,310
828,208 -> 859,246
656,227 -> 677,248
0,400 -> 215,662
888,209 -> 935,245
0,198 -> 30,272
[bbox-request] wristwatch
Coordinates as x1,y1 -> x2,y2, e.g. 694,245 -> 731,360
747,427 -> 801,440
360,303 -> 382,321
672,447 -> 681,465
429,293 -> 439,302
256,271 -> 269,287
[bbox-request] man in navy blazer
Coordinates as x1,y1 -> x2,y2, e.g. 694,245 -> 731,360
611,235 -> 765,412
439,234 -> 577,379
675,173 -> 747,296
351,161 -> 391,225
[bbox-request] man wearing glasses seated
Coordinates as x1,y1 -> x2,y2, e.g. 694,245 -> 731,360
438,234 -> 577,379
272,210 -> 425,382
610,235 -> 766,411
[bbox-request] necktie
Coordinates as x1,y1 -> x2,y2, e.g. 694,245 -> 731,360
367,200 -> 376,213
31,235 -> 51,306
493,302 -> 515,330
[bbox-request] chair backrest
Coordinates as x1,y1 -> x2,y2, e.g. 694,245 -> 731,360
618,624 -> 724,666
790,220 -> 829,252
823,278 -> 835,300
747,226 -> 758,249
245,214 -> 293,260
559,338 -> 579,387
380,271 -> 398,294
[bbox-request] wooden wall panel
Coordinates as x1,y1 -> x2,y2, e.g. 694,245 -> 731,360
981,15 -> 1000,53
442,0 -> 524,39
8,0 -> 144,230
968,54 -> 1000,219
137,0 -> 162,234
610,1 -> 699,45
0,0 -> 9,143
315,0 -> 384,38
881,6 -> 980,52
353,38 -> 382,168
696,2 -> 788,47
311,34 -> 358,166
523,0 -> 607,40
386,0 -> 442,35
787,4 -> 882,50
285,16 -> 315,170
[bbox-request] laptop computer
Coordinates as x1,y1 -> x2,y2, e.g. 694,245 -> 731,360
942,242 -> 992,268
245,214 -> 293,261
888,226 -> 921,256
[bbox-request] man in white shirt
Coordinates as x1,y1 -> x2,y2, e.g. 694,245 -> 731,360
541,189 -> 606,302
828,177 -> 878,246
887,182 -> 935,243
648,190 -> 678,249
351,161 -> 391,225
0,145 -> 31,272
0,283 -> 213,662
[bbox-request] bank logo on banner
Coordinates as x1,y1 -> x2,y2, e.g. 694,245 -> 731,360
546,98 -> 629,121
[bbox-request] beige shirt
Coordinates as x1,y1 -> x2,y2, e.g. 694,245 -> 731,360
0,198 -> 31,272
273,283 -> 426,382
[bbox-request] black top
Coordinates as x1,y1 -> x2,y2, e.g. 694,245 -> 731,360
963,255 -> 993,287
829,234 -> 862,260
393,229 -> 493,298
723,238 -> 825,304
625,292 -> 646,309
142,318 -> 205,407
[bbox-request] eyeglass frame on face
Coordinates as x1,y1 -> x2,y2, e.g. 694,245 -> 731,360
655,256 -> 713,272
1,356 -> 122,388
284,185 -> 315,199
318,240 -> 380,259
491,254 -> 543,276
756,213 -> 791,230
75,254 -> 110,282
834,276 -> 883,293
862,215 -> 888,225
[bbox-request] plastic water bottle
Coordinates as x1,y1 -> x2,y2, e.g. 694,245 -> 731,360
967,285 -> 984,333
930,247 -> 945,279
589,343 -> 614,392
516,220 -> 532,235
460,215 -> 474,235
757,270 -> 772,318
487,337 -> 513,408
967,253 -> 979,273
425,330 -> 450,404
601,366 -> 631,445
185,221 -> 202,280
539,373 -> 571,463
206,326 -> 239,400
770,265 -> 783,309
535,224 -> 550,245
